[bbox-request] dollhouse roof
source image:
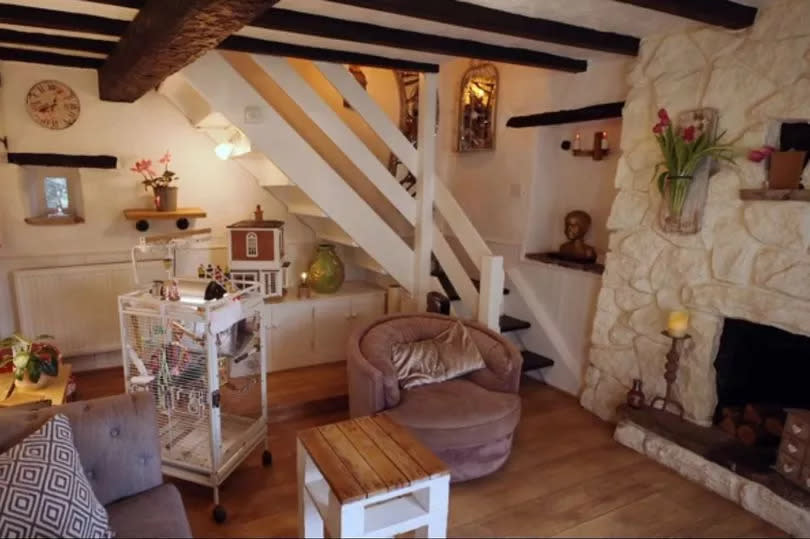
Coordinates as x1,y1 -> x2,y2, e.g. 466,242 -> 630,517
227,220 -> 284,229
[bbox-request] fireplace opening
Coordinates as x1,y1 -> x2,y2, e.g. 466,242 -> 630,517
713,317 -> 810,448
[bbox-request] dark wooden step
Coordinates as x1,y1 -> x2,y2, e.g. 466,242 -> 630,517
521,350 -> 554,371
500,314 -> 530,333
431,270 -> 510,302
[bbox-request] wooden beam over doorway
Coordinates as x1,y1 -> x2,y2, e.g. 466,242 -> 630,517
99,0 -> 279,102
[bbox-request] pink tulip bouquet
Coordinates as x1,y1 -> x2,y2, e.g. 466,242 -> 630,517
131,151 -> 178,191
652,109 -> 735,217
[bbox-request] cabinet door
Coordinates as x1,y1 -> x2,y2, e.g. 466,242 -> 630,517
349,293 -> 386,335
269,302 -> 314,372
313,298 -> 351,363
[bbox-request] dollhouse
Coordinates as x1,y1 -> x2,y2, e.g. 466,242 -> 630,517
227,205 -> 287,297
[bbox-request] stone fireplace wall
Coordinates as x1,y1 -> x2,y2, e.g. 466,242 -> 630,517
581,0 -> 810,425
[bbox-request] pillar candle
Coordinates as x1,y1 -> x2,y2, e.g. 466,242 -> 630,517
667,311 -> 689,337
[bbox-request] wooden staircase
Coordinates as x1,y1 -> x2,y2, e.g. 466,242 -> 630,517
160,51 -> 554,376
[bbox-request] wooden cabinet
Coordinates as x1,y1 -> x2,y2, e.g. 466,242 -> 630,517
264,282 -> 385,372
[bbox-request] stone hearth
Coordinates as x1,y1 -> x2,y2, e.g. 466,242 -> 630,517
615,409 -> 810,536
581,0 -> 810,426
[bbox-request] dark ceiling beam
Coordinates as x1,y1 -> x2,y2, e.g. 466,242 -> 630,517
220,36 -> 438,73
325,0 -> 639,56
99,0 -> 280,102
507,101 -> 625,128
79,0 -> 145,7
0,46 -> 103,69
250,9 -> 587,72
614,0 -> 757,30
0,3 -> 127,36
0,28 -> 114,55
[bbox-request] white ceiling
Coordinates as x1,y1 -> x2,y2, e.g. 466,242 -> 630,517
0,0 -> 766,68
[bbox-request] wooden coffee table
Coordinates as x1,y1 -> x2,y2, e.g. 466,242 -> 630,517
0,364 -> 73,408
297,413 -> 450,538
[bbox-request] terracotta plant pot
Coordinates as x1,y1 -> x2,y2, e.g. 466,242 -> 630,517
768,151 -> 807,190
153,186 -> 179,211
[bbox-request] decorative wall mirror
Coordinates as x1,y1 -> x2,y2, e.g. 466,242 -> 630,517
457,63 -> 498,152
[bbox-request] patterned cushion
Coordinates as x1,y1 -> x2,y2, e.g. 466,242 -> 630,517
0,414 -> 113,538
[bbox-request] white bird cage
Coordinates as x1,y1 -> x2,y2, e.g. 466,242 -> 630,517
118,280 -> 269,523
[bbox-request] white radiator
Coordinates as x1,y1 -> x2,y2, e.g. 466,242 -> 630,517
13,261 -> 164,357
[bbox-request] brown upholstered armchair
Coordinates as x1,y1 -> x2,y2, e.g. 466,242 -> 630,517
347,313 -> 523,482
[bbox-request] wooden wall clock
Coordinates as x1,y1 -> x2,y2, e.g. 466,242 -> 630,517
25,80 -> 81,130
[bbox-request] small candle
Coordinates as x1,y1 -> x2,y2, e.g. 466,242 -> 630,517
300,272 -> 308,285
573,133 -> 582,151
667,311 -> 689,338
601,131 -> 609,150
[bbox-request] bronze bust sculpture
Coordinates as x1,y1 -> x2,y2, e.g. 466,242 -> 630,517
558,210 -> 597,263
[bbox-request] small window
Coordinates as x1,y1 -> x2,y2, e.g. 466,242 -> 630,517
44,176 -> 70,214
246,233 -> 258,257
24,166 -> 84,225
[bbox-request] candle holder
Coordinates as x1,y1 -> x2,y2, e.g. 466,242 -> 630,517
298,284 -> 311,299
650,330 -> 691,418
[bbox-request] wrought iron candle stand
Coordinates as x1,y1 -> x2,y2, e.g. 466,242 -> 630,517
650,331 -> 692,418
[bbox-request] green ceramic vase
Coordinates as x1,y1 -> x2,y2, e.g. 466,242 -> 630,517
308,244 -> 345,294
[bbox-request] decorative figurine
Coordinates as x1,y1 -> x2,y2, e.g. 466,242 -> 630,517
197,264 -> 206,279
205,264 -> 214,279
167,279 -> 181,301
558,210 -> 597,264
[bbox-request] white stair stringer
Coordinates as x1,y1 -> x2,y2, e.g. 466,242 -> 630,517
181,51 -> 415,292
508,266 -> 579,395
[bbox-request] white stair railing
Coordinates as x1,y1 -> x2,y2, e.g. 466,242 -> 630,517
314,60 -> 503,329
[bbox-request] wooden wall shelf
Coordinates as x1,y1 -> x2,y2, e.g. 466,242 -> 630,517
123,207 -> 206,232
739,189 -> 810,202
8,153 -> 117,169
25,215 -> 85,225
123,208 -> 207,220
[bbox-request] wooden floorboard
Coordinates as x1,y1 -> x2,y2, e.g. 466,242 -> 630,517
74,362 -> 786,538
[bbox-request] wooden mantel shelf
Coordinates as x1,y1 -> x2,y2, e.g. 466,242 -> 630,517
123,208 -> 207,220
25,215 -> 85,225
739,189 -> 810,202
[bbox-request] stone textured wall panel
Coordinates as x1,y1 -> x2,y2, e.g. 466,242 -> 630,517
583,0 -> 810,425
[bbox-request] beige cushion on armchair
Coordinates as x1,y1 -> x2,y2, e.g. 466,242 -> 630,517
392,321 -> 486,389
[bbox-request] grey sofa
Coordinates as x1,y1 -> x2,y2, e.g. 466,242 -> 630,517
347,313 -> 523,482
0,392 -> 192,538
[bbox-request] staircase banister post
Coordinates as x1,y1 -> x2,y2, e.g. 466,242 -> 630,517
477,255 -> 504,331
413,72 -> 438,312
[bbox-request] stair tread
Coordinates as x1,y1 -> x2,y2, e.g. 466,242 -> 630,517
430,270 -> 510,299
521,350 -> 554,371
500,314 -> 531,333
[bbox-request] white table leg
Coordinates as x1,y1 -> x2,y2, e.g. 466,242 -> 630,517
326,491 -> 364,538
414,476 -> 450,538
297,440 -> 324,538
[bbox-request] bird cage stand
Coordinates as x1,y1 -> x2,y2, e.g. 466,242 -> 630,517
118,280 -> 269,523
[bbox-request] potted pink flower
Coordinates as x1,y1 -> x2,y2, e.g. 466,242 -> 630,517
0,334 -> 60,390
132,151 -> 179,211
652,108 -> 735,233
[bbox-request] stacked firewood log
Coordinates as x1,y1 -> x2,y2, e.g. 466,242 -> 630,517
718,404 -> 786,446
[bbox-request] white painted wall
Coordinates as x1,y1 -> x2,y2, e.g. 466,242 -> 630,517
0,61 -> 316,355
436,57 -> 629,396
526,117 -> 621,260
